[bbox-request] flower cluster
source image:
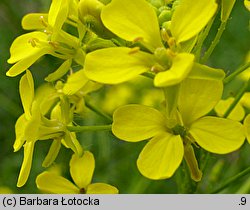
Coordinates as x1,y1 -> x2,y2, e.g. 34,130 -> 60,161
6,0 -> 250,193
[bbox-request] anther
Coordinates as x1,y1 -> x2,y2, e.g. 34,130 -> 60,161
128,47 -> 140,55
49,41 -> 59,49
28,38 -> 40,47
40,15 -> 48,27
133,37 -> 143,42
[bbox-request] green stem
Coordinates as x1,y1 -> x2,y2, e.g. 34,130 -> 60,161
84,96 -> 113,122
201,21 -> 227,64
223,62 -> 250,84
142,72 -> 155,79
210,166 -> 250,194
67,124 -> 112,132
223,79 -> 250,118
193,15 -> 216,61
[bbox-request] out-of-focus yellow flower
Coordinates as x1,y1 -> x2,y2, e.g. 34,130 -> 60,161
244,0 -> 250,11
244,114 -> 250,144
0,187 -> 13,194
36,151 -> 118,194
214,97 -> 245,121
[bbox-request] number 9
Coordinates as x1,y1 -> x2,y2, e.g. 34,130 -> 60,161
241,197 -> 246,205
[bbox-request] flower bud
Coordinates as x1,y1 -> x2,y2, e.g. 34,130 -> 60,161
79,0 -> 114,38
158,7 -> 172,25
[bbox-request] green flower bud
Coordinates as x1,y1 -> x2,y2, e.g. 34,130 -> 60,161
79,0 -> 114,38
158,7 -> 172,25
79,0 -> 104,21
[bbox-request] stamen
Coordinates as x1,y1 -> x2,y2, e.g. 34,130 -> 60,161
133,37 -> 143,42
166,48 -> 176,58
49,41 -> 60,49
128,47 -> 140,55
40,15 -> 48,27
28,38 -> 40,47
161,27 -> 170,42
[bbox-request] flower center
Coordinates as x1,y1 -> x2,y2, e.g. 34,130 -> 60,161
172,124 -> 186,138
80,188 -> 86,194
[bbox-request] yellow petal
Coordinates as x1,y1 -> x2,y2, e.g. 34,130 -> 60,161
36,171 -> 79,194
190,116 -> 245,154
45,59 -> 72,82
63,70 -> 89,95
154,53 -> 194,87
171,0 -> 218,43
17,141 -> 35,187
245,0 -> 250,11
240,92 -> 250,110
35,84 -> 57,115
22,13 -> 48,30
84,47 -> 155,84
19,70 -> 34,119
101,0 -> 162,49
7,48 -> 50,77
188,63 -> 225,81
137,133 -> 184,180
214,97 -> 245,121
13,114 -> 28,152
112,104 -> 166,142
244,114 -> 250,144
87,183 -> 119,194
42,139 -> 62,168
7,31 -> 48,64
48,0 -> 69,39
178,79 -> 223,125
64,132 -> 83,156
70,151 -> 95,189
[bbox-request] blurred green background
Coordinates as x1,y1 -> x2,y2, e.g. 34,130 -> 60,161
0,0 -> 250,193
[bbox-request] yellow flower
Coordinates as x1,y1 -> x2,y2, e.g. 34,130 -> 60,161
14,70 -> 82,187
84,0 -> 219,87
7,0 -> 84,77
112,79 -> 245,181
36,151 -> 119,194
214,97 -> 245,121
244,114 -> 250,144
